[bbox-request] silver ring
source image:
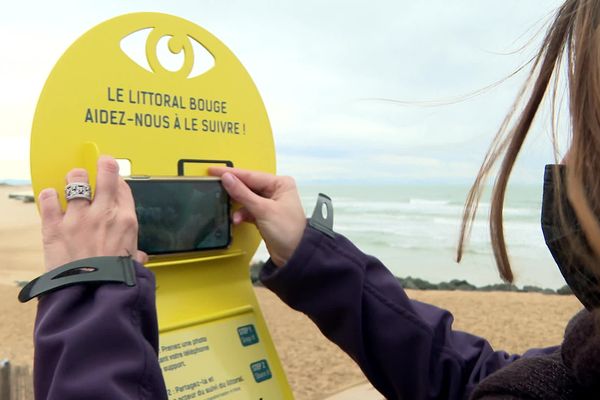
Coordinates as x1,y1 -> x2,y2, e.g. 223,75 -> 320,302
65,182 -> 92,202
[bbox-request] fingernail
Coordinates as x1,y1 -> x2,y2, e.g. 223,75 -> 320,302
67,168 -> 88,182
98,155 -> 119,173
222,173 -> 235,188
39,188 -> 57,201
233,212 -> 242,224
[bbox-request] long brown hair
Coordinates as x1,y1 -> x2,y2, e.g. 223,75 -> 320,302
457,0 -> 600,283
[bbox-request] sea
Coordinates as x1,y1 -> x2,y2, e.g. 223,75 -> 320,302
254,183 -> 568,290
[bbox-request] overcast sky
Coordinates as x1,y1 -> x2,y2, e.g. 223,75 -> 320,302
1,0 -> 566,183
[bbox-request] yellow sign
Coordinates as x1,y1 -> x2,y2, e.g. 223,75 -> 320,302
30,12 -> 292,399
160,311 -> 283,399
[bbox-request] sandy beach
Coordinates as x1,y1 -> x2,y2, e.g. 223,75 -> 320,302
0,185 -> 584,399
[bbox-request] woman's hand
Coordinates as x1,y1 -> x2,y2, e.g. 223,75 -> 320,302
208,167 -> 306,267
39,156 -> 146,271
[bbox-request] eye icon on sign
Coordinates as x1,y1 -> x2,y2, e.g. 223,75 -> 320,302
120,27 -> 215,79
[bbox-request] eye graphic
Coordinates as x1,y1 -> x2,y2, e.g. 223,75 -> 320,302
120,28 -> 215,78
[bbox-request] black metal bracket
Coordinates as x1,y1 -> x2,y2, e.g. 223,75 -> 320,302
309,193 -> 335,238
18,256 -> 136,303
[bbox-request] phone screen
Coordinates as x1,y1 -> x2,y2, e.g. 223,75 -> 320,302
126,179 -> 231,255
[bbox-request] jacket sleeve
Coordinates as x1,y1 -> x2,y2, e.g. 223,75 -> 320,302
33,261 -> 167,400
260,225 -> 558,400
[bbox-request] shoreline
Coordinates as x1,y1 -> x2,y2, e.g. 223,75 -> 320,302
250,261 -> 572,295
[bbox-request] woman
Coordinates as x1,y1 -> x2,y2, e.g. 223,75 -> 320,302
29,0 -> 600,398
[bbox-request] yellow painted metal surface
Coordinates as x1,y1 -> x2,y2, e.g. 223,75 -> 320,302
30,12 -> 293,399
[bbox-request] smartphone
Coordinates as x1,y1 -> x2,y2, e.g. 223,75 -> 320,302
125,177 -> 231,255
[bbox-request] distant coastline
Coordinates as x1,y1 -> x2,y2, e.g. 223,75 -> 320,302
249,261 -> 573,296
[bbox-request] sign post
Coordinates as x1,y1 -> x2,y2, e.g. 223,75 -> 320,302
30,13 -> 293,399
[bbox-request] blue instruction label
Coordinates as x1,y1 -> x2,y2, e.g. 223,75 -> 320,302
250,359 -> 272,383
237,324 -> 259,347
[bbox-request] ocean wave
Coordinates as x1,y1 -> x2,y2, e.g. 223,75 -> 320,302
334,201 -> 463,216
317,198 -> 538,221
408,198 -> 450,206
299,185 -> 548,261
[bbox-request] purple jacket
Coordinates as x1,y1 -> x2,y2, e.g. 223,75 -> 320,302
34,262 -> 167,399
34,226 -> 556,399
259,225 -> 557,399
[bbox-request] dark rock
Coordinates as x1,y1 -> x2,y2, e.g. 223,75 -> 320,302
447,279 -> 477,291
557,285 -> 573,295
397,276 -> 438,290
522,285 -> 555,294
477,283 -> 520,292
396,276 -> 564,295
